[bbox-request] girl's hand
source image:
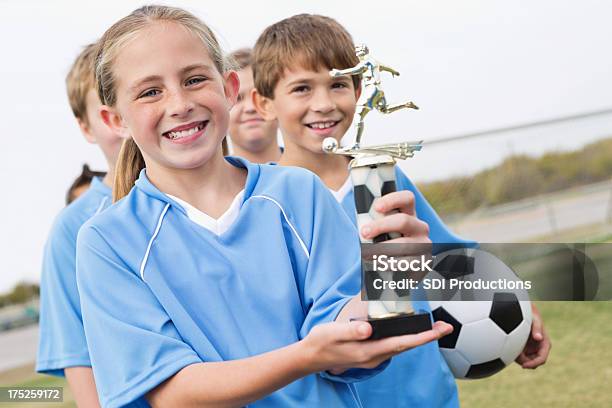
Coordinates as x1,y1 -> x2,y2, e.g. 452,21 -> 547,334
302,320 -> 453,374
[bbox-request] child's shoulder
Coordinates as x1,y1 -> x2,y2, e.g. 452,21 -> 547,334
81,185 -> 162,237
247,163 -> 342,233
77,186 -> 166,275
50,185 -> 110,240
253,163 -> 323,200
259,162 -> 318,180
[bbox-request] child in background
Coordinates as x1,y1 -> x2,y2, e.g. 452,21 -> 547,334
227,48 -> 281,163
252,14 -> 551,407
76,6 -> 452,408
66,164 -> 107,204
37,42 -> 123,407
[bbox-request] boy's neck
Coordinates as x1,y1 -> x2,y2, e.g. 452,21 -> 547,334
278,144 -> 350,191
232,140 -> 281,164
102,171 -> 114,189
102,158 -> 116,189
147,151 -> 247,219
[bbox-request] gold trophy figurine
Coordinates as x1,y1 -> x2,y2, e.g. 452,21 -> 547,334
324,45 -> 430,339
330,44 -> 419,149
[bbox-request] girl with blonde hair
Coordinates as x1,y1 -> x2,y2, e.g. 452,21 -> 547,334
77,6 -> 451,407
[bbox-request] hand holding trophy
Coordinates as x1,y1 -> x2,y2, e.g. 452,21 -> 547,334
323,44 -> 431,339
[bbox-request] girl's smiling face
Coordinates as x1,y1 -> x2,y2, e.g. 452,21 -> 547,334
105,21 -> 238,174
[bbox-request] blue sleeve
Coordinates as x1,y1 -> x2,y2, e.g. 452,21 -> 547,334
76,225 -> 202,408
298,176 -> 361,337
36,219 -> 90,377
394,166 -> 478,253
297,174 -> 390,383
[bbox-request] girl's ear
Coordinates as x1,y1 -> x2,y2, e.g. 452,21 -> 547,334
252,88 -> 277,121
99,105 -> 130,140
223,70 -> 240,105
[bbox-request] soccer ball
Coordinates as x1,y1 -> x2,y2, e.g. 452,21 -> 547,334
427,248 -> 532,379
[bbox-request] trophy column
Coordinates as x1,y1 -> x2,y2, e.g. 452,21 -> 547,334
350,155 -> 432,339
324,43 -> 431,339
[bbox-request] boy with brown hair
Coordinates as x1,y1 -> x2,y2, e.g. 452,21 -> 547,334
252,14 -> 550,407
37,42 -> 123,407
227,48 -> 281,163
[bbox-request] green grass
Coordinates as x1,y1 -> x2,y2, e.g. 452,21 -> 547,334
0,364 -> 74,407
457,302 -> 612,407
2,302 -> 611,406
507,243 -> 612,301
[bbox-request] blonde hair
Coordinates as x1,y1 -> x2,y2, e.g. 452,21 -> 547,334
95,5 -> 230,201
253,14 -> 359,99
66,42 -> 98,124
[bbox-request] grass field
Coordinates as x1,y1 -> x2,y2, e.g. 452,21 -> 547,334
1,302 -> 610,407
457,302 -> 612,407
0,364 -> 73,407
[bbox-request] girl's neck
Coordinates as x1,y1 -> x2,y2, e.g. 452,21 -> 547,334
232,140 -> 281,164
278,143 -> 350,191
146,151 -> 247,219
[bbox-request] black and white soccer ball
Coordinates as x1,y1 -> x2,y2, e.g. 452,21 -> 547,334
427,248 -> 532,379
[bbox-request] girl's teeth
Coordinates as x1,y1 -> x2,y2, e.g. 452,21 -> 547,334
168,123 -> 202,139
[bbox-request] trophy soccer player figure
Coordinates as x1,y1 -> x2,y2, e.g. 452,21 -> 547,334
330,44 -> 419,148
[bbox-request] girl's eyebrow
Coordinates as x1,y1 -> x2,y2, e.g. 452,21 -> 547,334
129,64 -> 215,93
181,63 -> 214,74
129,75 -> 162,93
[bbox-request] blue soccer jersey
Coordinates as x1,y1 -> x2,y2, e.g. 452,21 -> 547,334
37,177 -> 111,376
333,166 -> 477,408
76,157 -> 386,408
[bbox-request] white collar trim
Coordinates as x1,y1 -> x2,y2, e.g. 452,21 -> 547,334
167,190 -> 245,236
329,176 -> 353,203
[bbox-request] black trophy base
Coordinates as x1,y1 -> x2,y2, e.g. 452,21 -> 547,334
355,312 -> 432,340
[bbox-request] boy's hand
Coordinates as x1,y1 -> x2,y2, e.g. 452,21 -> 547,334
360,190 -> 430,245
303,320 -> 453,375
515,304 -> 551,369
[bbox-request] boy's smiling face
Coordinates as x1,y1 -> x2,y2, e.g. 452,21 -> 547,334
256,63 -> 359,155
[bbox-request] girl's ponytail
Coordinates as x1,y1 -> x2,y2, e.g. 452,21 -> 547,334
113,139 -> 145,202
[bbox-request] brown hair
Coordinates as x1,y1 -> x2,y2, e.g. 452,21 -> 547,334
66,164 -> 106,205
253,14 -> 360,99
228,47 -> 253,70
66,43 -> 98,125
94,5 -> 230,201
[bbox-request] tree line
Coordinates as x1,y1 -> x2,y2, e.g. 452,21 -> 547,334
418,137 -> 612,216
0,282 -> 39,308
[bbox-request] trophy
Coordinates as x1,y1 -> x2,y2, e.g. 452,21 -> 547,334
324,44 -> 432,339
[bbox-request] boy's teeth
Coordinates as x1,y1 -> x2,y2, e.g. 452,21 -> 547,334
310,121 -> 336,129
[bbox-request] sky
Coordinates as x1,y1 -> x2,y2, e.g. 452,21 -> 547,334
1,0 -> 611,292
